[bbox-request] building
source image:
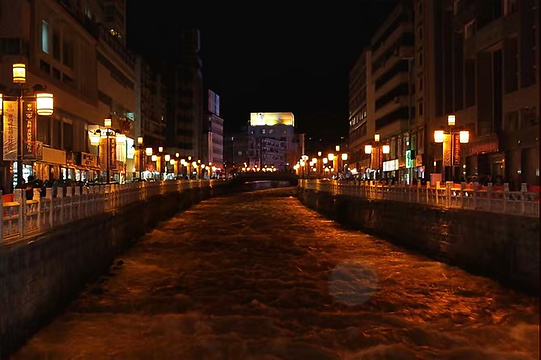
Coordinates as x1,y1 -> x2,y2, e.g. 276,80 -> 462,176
135,55 -> 166,148
349,0 -> 538,187
202,89 -> 223,171
370,1 -> 415,183
348,48 -> 374,174
165,29 -> 204,161
223,132 -> 250,175
440,0 -> 539,187
247,112 -> 302,172
0,0 -> 136,190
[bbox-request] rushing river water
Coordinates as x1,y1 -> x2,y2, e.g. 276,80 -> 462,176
12,187 -> 539,359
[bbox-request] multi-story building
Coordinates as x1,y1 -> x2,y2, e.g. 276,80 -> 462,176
203,113 -> 224,168
369,1 -> 416,183
349,0 -> 539,187
223,132 -> 250,175
247,112 -> 301,172
202,89 -> 223,170
440,0 -> 539,188
348,48 -> 374,174
0,0 -> 136,190
164,29 -> 204,161
135,55 -> 166,149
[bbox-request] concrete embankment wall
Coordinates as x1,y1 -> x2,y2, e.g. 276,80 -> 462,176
297,187 -> 539,295
0,181 -> 291,357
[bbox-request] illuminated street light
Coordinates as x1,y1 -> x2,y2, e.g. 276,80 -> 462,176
12,63 -> 26,83
433,114 -> 470,181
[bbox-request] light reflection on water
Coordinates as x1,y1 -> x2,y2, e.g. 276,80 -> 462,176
12,188 -> 539,360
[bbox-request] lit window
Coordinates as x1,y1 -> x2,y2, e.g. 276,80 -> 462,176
41,21 -> 49,54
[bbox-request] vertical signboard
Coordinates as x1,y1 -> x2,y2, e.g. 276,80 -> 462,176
442,134 -> 452,167
100,135 -> 118,171
453,133 -> 461,166
23,101 -> 37,159
3,100 -> 18,161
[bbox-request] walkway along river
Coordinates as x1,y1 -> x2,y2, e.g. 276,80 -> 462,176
11,187 -> 539,359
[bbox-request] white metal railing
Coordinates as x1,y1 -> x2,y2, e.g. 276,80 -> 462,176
299,179 -> 540,218
1,179 -> 216,244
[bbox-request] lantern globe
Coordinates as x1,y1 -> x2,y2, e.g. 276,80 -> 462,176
364,144 -> 372,154
12,63 -> 26,84
36,92 -> 54,115
434,130 -> 445,143
459,131 -> 470,144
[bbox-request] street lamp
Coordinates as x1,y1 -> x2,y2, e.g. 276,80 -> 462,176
434,114 -> 470,181
1,63 -> 55,188
364,133 -> 388,180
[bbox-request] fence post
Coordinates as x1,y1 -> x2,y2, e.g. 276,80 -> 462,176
57,188 -> 64,224
46,188 -> 53,227
503,183 -> 509,213
521,183 -> 528,215
487,183 -> 493,212
445,181 -> 452,207
471,182 -> 476,209
14,189 -> 24,237
33,188 -> 41,231
435,181 -> 440,204
460,182 -> 466,208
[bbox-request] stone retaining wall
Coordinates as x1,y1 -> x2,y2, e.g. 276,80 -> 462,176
0,181 -> 290,357
298,187 -> 539,296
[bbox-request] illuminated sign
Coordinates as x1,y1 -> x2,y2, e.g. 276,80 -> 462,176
249,112 -> 295,126
208,90 -> 220,116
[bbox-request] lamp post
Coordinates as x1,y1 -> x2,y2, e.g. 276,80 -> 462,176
341,153 -> 348,174
0,64 -> 55,188
364,133 -> 390,180
136,137 -> 144,179
434,114 -> 469,182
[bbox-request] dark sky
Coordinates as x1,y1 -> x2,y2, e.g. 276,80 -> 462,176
126,0 -> 399,144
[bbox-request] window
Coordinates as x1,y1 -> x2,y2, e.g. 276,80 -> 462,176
37,116 -> 51,145
419,52 -> 423,66
504,111 -> 519,131
52,30 -> 60,60
62,37 -> 73,68
41,21 -> 49,54
63,120 -> 73,150
465,20 -> 475,39
418,101 -> 423,116
418,76 -> 423,91
418,1 -> 423,14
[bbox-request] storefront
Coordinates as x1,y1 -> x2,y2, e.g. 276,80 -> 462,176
33,146 -> 66,183
466,133 -> 502,184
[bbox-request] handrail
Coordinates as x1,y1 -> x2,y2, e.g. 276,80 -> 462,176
1,179 -> 219,245
298,179 -> 540,218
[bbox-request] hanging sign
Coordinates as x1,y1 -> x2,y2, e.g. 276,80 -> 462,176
453,133 -> 461,166
3,100 -> 18,161
443,134 -> 452,167
23,101 -> 38,160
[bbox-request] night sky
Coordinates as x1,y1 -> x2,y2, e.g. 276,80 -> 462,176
126,0 -> 399,145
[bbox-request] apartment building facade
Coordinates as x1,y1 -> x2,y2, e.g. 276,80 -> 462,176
0,0 -> 137,190
349,0 -> 539,187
